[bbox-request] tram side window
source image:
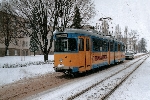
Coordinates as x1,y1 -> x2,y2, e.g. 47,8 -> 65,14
108,42 -> 110,51
79,38 -> 84,51
123,45 -> 125,51
118,44 -> 120,51
110,42 -> 114,51
115,43 -> 118,51
68,39 -> 77,51
99,39 -> 103,51
93,38 -> 102,51
86,39 -> 90,51
93,38 -> 98,51
120,44 -> 122,51
103,40 -> 107,51
121,45 -> 125,51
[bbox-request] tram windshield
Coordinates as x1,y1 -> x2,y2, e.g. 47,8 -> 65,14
55,38 -> 77,52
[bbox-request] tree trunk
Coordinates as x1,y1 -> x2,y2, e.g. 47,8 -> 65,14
34,51 -> 35,56
5,46 -> 8,56
44,53 -> 48,62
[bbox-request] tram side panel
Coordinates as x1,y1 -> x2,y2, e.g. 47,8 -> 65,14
116,43 -> 125,63
91,38 -> 109,68
120,43 -> 125,62
109,41 -> 115,65
114,42 -> 125,63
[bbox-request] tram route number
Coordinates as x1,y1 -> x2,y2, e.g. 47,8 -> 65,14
94,55 -> 107,61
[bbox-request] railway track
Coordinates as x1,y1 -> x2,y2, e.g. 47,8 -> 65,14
67,55 -> 149,100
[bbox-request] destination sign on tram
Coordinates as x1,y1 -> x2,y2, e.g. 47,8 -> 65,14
56,34 -> 68,37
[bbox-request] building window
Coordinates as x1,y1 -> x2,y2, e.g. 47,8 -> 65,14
7,50 -> 9,56
15,50 -> 17,55
26,41 -> 28,47
22,41 -> 25,47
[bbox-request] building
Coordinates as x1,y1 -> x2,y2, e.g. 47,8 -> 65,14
0,11 -> 54,57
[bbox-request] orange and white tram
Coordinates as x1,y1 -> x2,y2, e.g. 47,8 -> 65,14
53,29 -> 125,75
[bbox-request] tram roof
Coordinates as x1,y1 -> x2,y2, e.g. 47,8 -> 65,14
64,28 -> 108,37
54,28 -> 117,41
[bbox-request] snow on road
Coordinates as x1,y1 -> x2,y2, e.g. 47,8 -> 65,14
107,54 -> 150,100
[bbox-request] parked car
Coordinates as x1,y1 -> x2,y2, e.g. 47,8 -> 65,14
127,50 -> 136,54
125,52 -> 134,60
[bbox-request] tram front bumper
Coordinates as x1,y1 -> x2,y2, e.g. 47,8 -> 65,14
53,65 -> 79,73
53,64 -> 70,72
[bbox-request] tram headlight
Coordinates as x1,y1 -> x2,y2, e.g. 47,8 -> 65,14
59,58 -> 63,63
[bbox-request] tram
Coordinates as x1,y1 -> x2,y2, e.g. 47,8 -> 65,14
53,29 -> 125,75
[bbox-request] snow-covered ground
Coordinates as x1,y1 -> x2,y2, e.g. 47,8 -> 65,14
0,55 -> 55,86
0,53 -> 149,100
108,54 -> 150,100
0,55 -> 54,68
25,54 -> 150,100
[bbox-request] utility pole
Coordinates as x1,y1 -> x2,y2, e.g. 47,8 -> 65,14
124,26 -> 128,52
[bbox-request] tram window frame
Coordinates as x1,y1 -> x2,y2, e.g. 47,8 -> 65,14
123,45 -> 125,51
118,43 -> 121,51
102,40 -> 107,52
99,39 -> 103,51
110,41 -> 114,51
68,38 -> 77,51
54,38 -> 77,52
79,38 -> 84,51
108,42 -> 110,51
106,41 -> 108,51
121,44 -> 125,51
92,38 -> 103,52
115,42 -> 118,51
86,39 -> 90,51
93,38 -> 98,51
120,44 -> 122,51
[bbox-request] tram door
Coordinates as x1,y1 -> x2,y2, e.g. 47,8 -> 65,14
78,36 -> 91,72
109,41 -> 115,65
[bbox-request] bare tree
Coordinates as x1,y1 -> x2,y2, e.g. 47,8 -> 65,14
10,0 -> 96,61
138,38 -> 147,53
0,2 -> 18,56
11,0 -> 57,61
123,26 -> 128,52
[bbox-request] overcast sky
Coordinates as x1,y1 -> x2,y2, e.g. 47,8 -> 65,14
90,0 -> 150,51
0,0 -> 150,51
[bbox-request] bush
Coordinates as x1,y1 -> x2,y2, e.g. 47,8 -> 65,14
1,60 -> 54,68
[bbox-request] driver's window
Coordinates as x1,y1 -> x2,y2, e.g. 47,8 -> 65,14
62,39 -> 68,51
